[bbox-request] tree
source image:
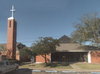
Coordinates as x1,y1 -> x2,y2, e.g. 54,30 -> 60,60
16,43 -> 32,61
0,45 -> 6,55
31,37 -> 60,63
72,14 -> 100,46
20,47 -> 32,61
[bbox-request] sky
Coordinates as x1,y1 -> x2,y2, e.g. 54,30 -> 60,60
0,0 -> 100,46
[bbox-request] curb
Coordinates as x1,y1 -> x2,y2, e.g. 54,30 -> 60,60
32,69 -> 100,74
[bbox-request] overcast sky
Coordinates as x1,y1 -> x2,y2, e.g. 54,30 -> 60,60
0,0 -> 100,46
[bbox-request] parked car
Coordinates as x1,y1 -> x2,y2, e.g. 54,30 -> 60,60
0,60 -> 18,74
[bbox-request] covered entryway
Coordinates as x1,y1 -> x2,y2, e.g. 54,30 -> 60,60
51,52 -> 88,63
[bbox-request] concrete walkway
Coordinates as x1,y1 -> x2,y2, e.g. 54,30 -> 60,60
70,64 -> 80,69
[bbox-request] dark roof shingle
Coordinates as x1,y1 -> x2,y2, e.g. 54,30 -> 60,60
56,43 -> 100,52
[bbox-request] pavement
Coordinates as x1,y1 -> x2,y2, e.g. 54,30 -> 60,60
6,68 -> 32,74
6,68 -> 100,74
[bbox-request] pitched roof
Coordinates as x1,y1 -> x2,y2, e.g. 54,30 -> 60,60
59,35 -> 71,43
56,43 -> 99,52
0,43 -> 27,51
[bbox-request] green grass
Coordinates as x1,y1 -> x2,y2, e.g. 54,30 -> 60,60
19,63 -> 73,70
19,62 -> 100,71
75,63 -> 100,70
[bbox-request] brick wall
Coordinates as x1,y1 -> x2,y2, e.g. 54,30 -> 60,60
91,51 -> 100,63
7,18 -> 16,59
0,51 -> 20,61
36,54 -> 51,63
16,51 -> 20,61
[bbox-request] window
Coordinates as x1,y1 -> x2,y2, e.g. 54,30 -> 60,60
9,21 -> 11,28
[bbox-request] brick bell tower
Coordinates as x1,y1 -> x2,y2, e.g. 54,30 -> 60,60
7,5 -> 17,59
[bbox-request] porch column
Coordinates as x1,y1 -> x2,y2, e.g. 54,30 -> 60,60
49,53 -> 51,63
88,51 -> 91,63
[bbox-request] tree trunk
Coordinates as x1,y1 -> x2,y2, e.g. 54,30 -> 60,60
44,54 -> 47,63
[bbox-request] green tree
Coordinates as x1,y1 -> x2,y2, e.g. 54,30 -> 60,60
20,47 -> 32,61
17,43 -> 32,61
31,37 -> 59,63
72,14 -> 100,46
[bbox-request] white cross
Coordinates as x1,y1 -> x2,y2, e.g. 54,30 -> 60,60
10,5 -> 15,17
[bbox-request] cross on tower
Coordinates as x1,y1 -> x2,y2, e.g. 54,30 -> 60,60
7,5 -> 17,59
10,5 -> 15,17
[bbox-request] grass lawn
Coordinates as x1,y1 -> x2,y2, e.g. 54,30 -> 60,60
75,63 -> 100,70
19,62 -> 100,71
19,63 -> 73,70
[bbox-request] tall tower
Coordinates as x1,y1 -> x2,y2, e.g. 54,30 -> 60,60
7,5 -> 17,59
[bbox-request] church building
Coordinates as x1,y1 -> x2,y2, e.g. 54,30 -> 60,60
0,6 -> 100,64
6,5 -> 17,60
0,5 -> 18,60
35,35 -> 100,63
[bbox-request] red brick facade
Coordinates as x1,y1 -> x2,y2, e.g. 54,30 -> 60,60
7,18 -> 17,59
91,51 -> 100,63
36,54 -> 51,63
36,51 -> 100,63
16,51 -> 20,61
